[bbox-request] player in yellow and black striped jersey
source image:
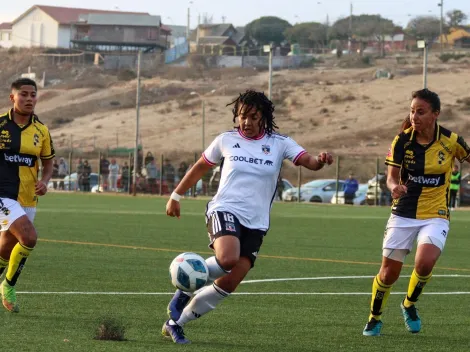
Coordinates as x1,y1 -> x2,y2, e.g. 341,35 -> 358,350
386,124 -> 470,219
363,89 -> 470,337
0,78 -> 54,313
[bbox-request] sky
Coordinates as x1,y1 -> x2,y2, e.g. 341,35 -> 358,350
1,0 -> 469,29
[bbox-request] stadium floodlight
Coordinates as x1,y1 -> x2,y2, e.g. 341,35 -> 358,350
416,40 -> 428,88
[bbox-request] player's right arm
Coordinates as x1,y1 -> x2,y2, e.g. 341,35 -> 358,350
385,134 -> 407,199
166,158 -> 212,218
166,134 -> 224,218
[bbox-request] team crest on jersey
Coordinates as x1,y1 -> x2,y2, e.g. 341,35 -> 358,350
261,145 -> 271,155
438,150 -> 445,164
225,222 -> 236,232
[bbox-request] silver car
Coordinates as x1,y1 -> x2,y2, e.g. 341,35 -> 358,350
282,179 -> 345,203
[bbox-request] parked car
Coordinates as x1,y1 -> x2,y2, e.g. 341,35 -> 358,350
331,184 -> 368,205
459,173 -> 470,206
282,179 -> 345,203
48,172 -> 99,191
366,173 -> 387,205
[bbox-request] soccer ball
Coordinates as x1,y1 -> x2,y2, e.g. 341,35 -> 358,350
169,252 -> 209,292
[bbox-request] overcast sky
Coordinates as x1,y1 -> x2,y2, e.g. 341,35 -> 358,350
1,0 -> 469,28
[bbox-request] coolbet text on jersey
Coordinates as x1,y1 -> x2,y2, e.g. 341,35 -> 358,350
202,129 -> 306,231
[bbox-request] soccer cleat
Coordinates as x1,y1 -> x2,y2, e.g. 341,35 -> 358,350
162,320 -> 190,344
363,318 -> 383,336
167,289 -> 192,321
0,281 -> 19,313
400,301 -> 421,333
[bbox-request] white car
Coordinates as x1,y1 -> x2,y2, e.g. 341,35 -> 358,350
331,184 -> 368,205
282,179 -> 345,203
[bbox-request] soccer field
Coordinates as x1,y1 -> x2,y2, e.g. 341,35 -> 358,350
3,193 -> 470,351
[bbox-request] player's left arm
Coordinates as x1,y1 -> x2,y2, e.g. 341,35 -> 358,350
37,129 -> 56,196
455,135 -> 470,164
296,152 -> 334,171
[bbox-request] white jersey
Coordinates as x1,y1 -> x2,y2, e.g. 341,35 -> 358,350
203,129 -> 306,231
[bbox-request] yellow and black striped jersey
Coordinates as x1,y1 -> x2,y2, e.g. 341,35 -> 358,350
0,109 -> 55,207
385,124 -> 470,220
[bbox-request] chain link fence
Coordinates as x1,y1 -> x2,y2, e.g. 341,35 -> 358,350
47,149 -> 470,207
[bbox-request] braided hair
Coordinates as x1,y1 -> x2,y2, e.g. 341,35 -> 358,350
227,90 -> 278,135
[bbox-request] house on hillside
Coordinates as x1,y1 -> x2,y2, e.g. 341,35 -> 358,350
166,25 -> 187,47
352,33 -> 414,53
11,5 -> 149,48
0,23 -> 12,48
190,23 -> 256,55
70,13 -> 169,52
439,27 -> 470,49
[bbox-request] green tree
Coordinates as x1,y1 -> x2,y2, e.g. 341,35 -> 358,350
330,15 -> 396,56
406,16 -> 442,41
446,9 -> 468,27
283,22 -> 328,49
245,16 -> 292,45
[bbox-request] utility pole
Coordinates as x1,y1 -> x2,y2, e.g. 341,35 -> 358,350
348,2 -> 353,54
326,14 -> 330,51
133,50 -> 142,197
186,7 -> 190,40
439,0 -> 444,53
268,43 -> 273,100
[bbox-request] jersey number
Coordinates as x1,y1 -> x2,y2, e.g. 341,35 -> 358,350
223,213 -> 235,223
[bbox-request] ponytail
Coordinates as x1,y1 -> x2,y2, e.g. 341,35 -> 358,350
400,115 -> 411,132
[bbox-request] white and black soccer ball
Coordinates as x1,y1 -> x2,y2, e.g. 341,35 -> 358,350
169,252 -> 209,292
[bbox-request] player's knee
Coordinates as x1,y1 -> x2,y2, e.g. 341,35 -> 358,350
216,255 -> 239,271
14,218 -> 37,248
414,262 -> 434,277
379,268 -> 400,285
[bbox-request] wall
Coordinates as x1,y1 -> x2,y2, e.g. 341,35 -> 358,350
104,53 -> 164,70
171,55 -> 308,69
12,7 -> 59,47
0,31 -> 12,48
164,41 -> 189,64
58,25 -> 71,48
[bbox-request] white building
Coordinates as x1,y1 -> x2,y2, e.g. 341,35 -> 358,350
0,23 -> 12,48
11,5 -> 148,48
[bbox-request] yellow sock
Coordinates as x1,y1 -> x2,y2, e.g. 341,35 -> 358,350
6,243 -> 33,287
403,269 -> 432,308
0,256 -> 8,277
369,274 -> 393,321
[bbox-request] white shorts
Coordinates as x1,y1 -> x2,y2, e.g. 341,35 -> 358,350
0,198 -> 36,232
383,214 -> 449,253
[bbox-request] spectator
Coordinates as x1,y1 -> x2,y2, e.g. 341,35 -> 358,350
76,158 -> 84,191
100,155 -> 110,191
80,160 -> 92,192
58,157 -> 68,190
145,152 -> 155,166
163,159 -> 176,193
121,162 -> 130,193
146,159 -> 159,193
379,171 -> 391,206
51,159 -> 59,190
344,172 -> 359,205
108,159 -> 119,192
449,164 -> 461,210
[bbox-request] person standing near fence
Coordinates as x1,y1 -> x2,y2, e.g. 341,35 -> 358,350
344,172 -> 358,205
58,157 -> 68,190
108,159 -> 119,192
363,89 -> 470,337
0,78 -> 55,312
100,155 -> 110,191
449,164 -> 461,210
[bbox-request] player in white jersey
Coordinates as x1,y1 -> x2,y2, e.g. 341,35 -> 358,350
162,90 -> 333,344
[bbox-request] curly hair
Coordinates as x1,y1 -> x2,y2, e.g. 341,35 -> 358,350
227,90 -> 278,135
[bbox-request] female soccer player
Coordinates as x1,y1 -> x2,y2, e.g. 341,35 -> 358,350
162,90 -> 333,344
0,78 -> 55,312
363,89 -> 470,336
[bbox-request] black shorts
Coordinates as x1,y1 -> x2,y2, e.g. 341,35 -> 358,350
206,211 -> 266,267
